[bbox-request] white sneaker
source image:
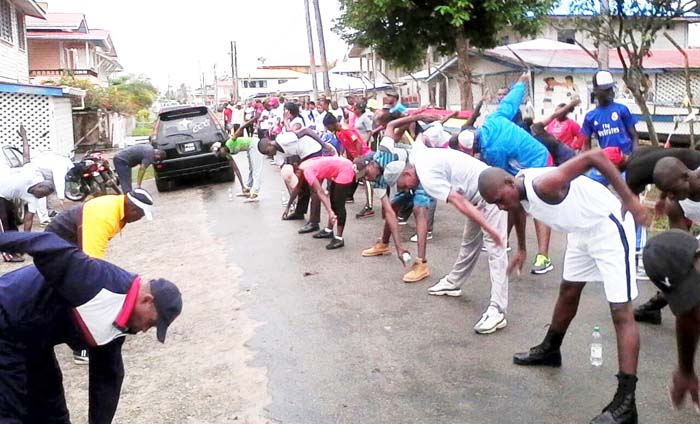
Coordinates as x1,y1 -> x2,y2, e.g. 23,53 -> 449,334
410,232 -> 433,243
428,276 -> 462,296
473,304 -> 507,334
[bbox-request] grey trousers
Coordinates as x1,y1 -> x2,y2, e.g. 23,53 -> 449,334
445,197 -> 509,311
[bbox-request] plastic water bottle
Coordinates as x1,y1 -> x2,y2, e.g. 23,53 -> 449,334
227,187 -> 233,201
590,326 -> 603,367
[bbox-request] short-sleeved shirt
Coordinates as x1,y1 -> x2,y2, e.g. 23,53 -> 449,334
114,144 -> 155,168
336,126 -> 371,159
582,102 -> 637,155
273,133 -> 323,166
0,169 -> 44,213
299,156 -> 355,185
225,137 -> 254,155
410,143 -> 487,203
355,111 -> 373,140
547,118 -> 583,150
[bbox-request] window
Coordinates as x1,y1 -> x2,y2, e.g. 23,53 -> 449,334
259,80 -> 267,88
278,79 -> 288,84
16,11 -> 24,50
243,81 -> 249,88
0,0 -> 13,43
557,29 -> 576,45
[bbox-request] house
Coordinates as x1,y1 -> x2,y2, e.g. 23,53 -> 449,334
216,68 -> 307,101
0,0 -> 80,157
349,12 -> 700,109
25,11 -> 122,87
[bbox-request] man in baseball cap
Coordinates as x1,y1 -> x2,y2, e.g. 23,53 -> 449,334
643,229 -> 700,411
0,232 -> 182,422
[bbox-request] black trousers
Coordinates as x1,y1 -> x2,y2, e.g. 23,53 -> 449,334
0,198 -> 18,233
329,182 -> 352,227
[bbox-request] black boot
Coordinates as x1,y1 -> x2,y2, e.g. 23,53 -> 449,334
513,329 -> 563,367
633,292 -> 667,325
590,374 -> 638,424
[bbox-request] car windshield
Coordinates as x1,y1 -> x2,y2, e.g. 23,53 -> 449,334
158,108 -> 218,139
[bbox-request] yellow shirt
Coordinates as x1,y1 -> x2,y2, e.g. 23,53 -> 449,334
81,195 -> 126,259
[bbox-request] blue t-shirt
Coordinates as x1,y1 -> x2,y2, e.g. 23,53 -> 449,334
581,102 -> 637,155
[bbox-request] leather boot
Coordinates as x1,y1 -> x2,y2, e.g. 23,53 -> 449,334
513,330 -> 564,367
590,374 -> 638,424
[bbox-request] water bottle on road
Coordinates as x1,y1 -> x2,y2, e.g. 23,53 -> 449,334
227,187 -> 233,201
590,326 -> 603,367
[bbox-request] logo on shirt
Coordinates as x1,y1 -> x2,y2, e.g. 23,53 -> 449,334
611,112 -> 619,122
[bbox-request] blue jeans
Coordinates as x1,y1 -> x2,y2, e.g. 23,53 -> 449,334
113,158 -> 133,194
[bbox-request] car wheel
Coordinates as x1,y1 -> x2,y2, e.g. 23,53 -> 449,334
155,176 -> 174,192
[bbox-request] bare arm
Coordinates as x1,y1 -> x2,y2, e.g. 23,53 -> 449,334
536,150 -> 650,226
464,99 -> 485,128
282,169 -> 303,218
380,195 -> 407,257
385,113 -> 440,141
439,110 -> 459,126
228,157 -> 247,192
136,165 -> 147,189
509,205 -> 529,275
539,98 -> 581,128
670,306 -> 700,410
583,134 -> 592,151
232,117 -> 257,140
446,190 -> 503,246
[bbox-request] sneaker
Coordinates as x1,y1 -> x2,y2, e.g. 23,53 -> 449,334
361,242 -> 391,257
530,254 -> 554,275
326,237 -> 345,250
313,229 -> 334,239
235,192 -> 250,198
244,193 -> 260,203
298,222 -> 320,234
397,216 -> 408,226
73,349 -> 89,365
513,344 -> 562,367
633,293 -> 667,325
403,259 -> 429,283
355,206 -> 375,219
410,232 -> 433,243
282,212 -> 305,221
428,276 -> 462,296
474,304 -> 507,334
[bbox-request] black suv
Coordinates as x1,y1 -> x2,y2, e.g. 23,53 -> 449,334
150,105 -> 233,192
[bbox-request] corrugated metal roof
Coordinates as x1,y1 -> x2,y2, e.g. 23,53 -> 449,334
26,13 -> 85,29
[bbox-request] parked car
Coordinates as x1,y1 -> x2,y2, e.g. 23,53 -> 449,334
1,145 -> 26,225
150,105 -> 233,192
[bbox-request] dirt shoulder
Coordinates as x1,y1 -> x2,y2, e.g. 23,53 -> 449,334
2,181 -> 272,423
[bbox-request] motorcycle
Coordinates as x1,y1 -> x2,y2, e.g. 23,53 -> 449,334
65,150 -> 121,202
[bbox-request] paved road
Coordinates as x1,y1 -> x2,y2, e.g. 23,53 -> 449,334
201,158 -> 696,424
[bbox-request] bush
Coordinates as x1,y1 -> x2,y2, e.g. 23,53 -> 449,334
132,126 -> 153,136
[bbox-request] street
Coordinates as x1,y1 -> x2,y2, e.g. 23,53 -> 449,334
3,159 -> 695,424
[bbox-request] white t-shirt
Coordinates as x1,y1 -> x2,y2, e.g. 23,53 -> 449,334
232,108 -> 245,125
355,111 -> 373,139
330,108 -> 344,122
273,132 -> 322,166
0,168 -> 44,213
244,106 -> 255,120
288,116 -> 306,130
314,111 -> 327,132
26,153 -> 73,200
410,143 -> 487,203
258,110 -> 273,130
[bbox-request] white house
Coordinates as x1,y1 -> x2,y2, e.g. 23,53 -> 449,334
0,0 -> 80,157
216,68 -> 306,102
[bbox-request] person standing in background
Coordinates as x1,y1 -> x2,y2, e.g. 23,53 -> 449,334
231,102 -> 245,134
223,102 -> 233,133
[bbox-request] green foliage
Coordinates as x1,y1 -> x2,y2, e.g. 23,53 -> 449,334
131,125 -> 153,136
136,109 -> 151,123
42,75 -> 158,114
334,0 -> 557,71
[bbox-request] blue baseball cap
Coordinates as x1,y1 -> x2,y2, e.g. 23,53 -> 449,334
151,278 -> 183,343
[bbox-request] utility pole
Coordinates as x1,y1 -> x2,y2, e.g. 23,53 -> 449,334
230,41 -> 239,102
303,0 -> 319,100
213,64 -> 219,109
598,0 -> 610,70
311,0 -> 331,96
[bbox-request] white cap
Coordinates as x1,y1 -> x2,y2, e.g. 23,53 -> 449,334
593,70 -> 615,89
127,188 -> 154,221
422,123 -> 451,147
457,129 -> 476,150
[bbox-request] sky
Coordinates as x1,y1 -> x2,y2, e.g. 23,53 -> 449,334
42,1 -> 700,92
43,0 -> 349,91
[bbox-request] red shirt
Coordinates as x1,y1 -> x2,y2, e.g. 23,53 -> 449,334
546,118 -> 583,150
223,107 -> 233,123
335,125 -> 370,160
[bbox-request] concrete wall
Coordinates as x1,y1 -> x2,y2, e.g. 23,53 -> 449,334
0,2 -> 28,83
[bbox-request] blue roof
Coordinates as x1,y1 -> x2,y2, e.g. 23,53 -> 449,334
0,82 -> 66,97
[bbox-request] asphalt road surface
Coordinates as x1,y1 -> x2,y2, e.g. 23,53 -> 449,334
201,156 -> 698,424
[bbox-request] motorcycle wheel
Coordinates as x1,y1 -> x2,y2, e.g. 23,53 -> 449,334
65,181 -> 88,202
103,171 -> 122,194
90,180 -> 107,197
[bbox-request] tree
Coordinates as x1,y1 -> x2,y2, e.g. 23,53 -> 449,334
571,0 -> 698,146
334,0 -> 556,109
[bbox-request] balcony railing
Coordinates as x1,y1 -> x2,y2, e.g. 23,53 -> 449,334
29,69 -> 99,78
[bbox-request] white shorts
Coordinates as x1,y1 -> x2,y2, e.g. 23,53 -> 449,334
679,199 -> 700,224
562,213 -> 638,303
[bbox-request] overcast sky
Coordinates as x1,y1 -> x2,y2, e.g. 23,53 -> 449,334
45,0 -> 349,90
44,1 -> 700,92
